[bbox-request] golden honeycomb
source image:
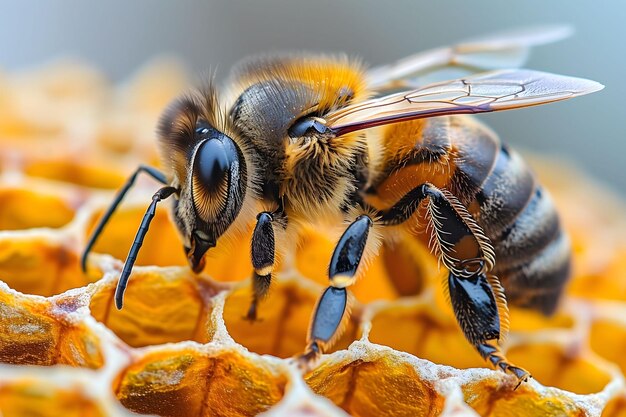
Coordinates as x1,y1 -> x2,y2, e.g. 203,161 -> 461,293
0,60 -> 625,417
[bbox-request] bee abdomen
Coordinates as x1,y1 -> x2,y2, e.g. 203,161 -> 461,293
496,226 -> 571,315
375,117 -> 571,314
471,145 -> 536,237
471,150 -> 569,315
451,125 -> 570,315
487,183 -> 570,315
492,187 -> 560,269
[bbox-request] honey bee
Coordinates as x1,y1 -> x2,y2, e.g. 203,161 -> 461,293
82,26 -> 602,384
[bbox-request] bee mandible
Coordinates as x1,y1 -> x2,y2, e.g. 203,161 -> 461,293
82,26 -> 603,384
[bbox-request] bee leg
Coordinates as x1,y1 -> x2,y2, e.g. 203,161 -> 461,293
420,185 -> 530,385
246,212 -> 276,321
115,186 -> 177,309
299,215 -> 373,366
379,183 -> 530,385
448,269 -> 531,387
81,165 -> 168,272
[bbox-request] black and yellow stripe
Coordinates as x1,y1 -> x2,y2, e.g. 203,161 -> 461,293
368,115 -> 570,315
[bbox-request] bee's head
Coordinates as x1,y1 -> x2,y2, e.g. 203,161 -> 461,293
158,87 -> 249,272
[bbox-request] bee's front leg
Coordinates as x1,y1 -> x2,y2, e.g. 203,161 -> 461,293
246,212 -> 277,321
299,215 -> 373,366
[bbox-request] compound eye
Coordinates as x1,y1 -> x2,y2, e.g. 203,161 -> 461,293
195,138 -> 232,192
191,131 -> 245,225
288,116 -> 330,138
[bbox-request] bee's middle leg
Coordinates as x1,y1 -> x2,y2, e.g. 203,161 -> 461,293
300,215 -> 373,365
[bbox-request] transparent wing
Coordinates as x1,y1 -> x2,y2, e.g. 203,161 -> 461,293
367,25 -> 573,92
327,69 -> 603,136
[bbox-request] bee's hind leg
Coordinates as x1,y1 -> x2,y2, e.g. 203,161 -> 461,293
377,182 -> 530,386
448,268 -> 530,387
298,215 -> 373,367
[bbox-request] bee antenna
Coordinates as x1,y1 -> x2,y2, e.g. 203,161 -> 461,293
114,186 -> 177,310
81,165 -> 167,273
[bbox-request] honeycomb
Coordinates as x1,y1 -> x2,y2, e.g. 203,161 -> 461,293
0,60 -> 625,417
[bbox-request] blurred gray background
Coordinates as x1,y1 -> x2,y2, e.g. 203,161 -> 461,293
1,1 -> 623,193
